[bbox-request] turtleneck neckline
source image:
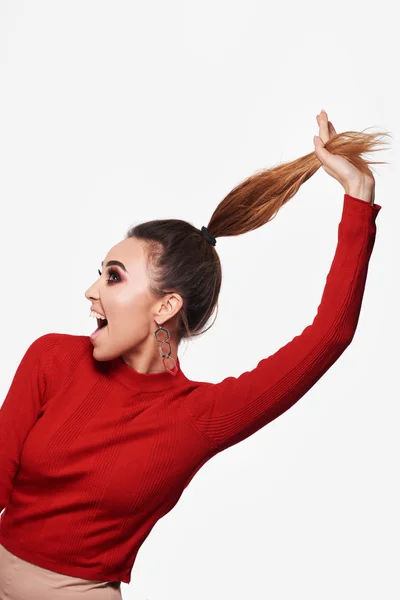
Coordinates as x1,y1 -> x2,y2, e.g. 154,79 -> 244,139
107,354 -> 185,392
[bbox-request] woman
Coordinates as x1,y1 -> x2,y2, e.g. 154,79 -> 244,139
0,111 -> 390,597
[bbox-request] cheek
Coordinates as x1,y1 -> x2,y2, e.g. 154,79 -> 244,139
108,292 -> 151,326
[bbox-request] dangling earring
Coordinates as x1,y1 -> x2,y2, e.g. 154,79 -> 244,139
154,321 -> 178,375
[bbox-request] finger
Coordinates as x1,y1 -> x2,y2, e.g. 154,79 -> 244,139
317,110 -> 330,144
328,121 -> 337,137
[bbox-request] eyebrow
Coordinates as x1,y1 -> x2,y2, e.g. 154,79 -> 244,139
101,260 -> 128,273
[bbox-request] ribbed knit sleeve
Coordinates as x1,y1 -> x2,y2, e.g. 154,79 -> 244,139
0,333 -> 61,512
184,194 -> 382,451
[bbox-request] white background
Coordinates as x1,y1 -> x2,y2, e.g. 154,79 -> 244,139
0,1 -> 399,598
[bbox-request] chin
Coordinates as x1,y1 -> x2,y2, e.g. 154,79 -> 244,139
91,342 -> 119,363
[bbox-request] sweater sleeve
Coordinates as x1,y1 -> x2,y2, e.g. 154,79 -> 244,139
0,333 -> 61,512
184,194 -> 382,451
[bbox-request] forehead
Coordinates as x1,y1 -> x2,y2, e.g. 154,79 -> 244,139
104,237 -> 148,272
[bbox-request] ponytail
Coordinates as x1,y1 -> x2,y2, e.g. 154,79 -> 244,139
207,129 -> 392,239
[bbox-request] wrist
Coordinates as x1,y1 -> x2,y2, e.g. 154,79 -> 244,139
344,179 -> 375,205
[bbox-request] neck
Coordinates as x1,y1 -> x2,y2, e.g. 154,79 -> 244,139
121,336 -> 178,375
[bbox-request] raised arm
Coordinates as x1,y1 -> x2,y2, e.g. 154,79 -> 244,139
0,334 -> 60,512
183,193 -> 381,452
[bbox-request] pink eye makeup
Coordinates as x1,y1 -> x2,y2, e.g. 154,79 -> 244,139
98,268 -> 121,284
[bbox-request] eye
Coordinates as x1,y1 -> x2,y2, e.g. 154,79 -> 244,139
98,268 -> 121,284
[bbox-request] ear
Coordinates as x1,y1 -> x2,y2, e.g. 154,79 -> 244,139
155,293 -> 184,324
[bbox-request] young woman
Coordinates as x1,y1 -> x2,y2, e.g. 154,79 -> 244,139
0,110 -> 390,598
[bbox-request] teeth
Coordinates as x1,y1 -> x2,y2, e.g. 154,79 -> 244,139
89,310 -> 107,320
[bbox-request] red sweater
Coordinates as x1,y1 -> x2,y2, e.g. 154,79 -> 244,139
0,194 -> 381,584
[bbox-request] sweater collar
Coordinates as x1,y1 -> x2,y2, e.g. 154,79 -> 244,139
108,355 -> 185,392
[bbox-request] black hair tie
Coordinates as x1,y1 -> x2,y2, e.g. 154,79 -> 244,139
201,226 -> 217,246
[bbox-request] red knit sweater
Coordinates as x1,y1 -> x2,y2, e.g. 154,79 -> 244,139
0,194 -> 381,584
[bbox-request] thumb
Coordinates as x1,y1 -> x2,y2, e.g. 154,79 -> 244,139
313,134 -> 352,186
313,135 -> 332,163
313,134 -> 326,150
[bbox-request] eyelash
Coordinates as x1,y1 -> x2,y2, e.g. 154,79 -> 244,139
98,268 -> 120,284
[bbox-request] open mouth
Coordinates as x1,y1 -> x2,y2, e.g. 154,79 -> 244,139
91,316 -> 109,341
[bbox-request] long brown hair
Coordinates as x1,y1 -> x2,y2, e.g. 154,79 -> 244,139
126,128 -> 392,345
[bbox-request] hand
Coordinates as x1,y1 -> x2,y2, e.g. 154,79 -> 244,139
314,110 -> 375,204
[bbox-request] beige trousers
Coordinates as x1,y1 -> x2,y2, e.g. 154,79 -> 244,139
0,543 -> 122,599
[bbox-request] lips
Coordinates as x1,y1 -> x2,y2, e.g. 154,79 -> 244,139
91,306 -> 106,318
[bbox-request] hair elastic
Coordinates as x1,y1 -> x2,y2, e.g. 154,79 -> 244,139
201,226 -> 217,246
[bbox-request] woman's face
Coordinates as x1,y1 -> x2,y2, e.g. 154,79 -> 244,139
84,237 -> 182,364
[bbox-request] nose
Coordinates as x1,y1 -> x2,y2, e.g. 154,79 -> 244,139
85,282 -> 98,302
85,269 -> 103,302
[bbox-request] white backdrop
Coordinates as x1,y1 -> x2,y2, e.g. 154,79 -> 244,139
0,1 -> 398,598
